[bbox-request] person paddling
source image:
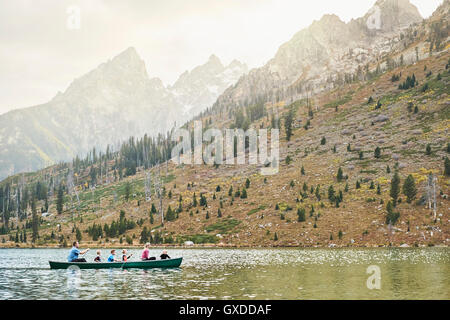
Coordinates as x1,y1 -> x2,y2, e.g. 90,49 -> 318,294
122,249 -> 133,262
107,249 -> 119,262
67,241 -> 89,262
141,243 -> 155,260
160,250 -> 171,260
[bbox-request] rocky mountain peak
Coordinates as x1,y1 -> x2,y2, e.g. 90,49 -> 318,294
362,0 -> 422,32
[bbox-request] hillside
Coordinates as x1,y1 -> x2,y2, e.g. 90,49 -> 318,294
0,0 -> 449,249
1,48 -> 448,248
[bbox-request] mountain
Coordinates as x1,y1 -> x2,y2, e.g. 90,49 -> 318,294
213,0 -> 423,109
0,49 -> 247,179
0,0 -> 448,249
169,55 -> 248,116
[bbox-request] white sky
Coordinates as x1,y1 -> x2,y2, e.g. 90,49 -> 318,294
0,0 -> 443,114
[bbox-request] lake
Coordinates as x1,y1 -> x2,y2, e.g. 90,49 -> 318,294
0,248 -> 448,300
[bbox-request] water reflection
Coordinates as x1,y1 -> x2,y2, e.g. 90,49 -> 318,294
0,248 -> 448,299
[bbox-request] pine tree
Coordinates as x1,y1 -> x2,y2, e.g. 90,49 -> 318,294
426,144 -> 432,155
166,205 -> 176,221
193,193 -> 198,207
285,108 -> 295,141
124,182 -> 132,201
403,174 -> 417,203
374,147 -> 381,159
386,165 -> 391,174
228,186 -> 233,197
377,184 -> 381,195
297,208 -> 306,222
245,178 -> 250,188
356,180 -> 361,189
445,157 -> 450,176
303,182 -> 308,192
273,232 -> 278,241
56,184 -> 64,214
76,228 -> 82,242
336,167 -> 344,182
390,172 -> 401,207
320,137 -> 326,145
301,166 -> 305,175
217,208 -> 222,218
328,185 -> 335,202
240,188 -> 247,199
386,201 -> 400,225
151,203 -> 157,213
31,198 -> 39,243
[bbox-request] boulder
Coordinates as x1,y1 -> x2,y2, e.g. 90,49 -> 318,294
374,115 -> 389,123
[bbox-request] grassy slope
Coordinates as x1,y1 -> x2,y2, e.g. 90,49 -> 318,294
1,51 -> 449,249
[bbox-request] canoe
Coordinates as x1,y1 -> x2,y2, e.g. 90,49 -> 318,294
49,257 -> 182,270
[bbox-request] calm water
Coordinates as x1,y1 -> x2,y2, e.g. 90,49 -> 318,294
0,248 -> 448,300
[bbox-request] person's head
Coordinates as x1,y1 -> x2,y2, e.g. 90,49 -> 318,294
122,249 -> 127,254
111,249 -> 116,255
73,241 -> 79,248
162,250 -> 167,255
145,242 -> 150,248
96,250 -> 101,256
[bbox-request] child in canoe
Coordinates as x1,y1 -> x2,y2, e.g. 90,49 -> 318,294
107,249 -> 119,262
122,249 -> 133,262
94,250 -> 102,262
160,250 -> 171,260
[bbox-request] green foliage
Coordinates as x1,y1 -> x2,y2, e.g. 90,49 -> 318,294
284,107 -> 295,141
297,208 -> 306,222
386,201 -> 400,225
205,218 -> 241,234
426,144 -> 432,155
403,174 -> 417,203
390,172 -> 401,207
56,184 -> 64,214
398,74 -> 416,90
444,157 -> 450,176
328,185 -> 335,202
374,147 -> 381,159
285,155 -> 293,165
336,167 -> 344,182
75,228 -> 82,242
124,182 -> 132,201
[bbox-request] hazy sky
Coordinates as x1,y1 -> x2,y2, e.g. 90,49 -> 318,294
0,0 -> 443,114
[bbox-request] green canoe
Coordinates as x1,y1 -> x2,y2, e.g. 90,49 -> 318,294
49,257 -> 182,270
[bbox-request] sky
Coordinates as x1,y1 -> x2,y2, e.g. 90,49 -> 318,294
0,0 -> 443,114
